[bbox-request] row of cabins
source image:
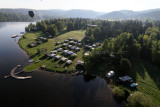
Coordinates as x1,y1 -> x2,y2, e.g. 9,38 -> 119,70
56,38 -> 82,47
54,45 -> 80,53
28,36 -> 48,48
45,53 -> 73,65
45,52 -> 83,66
49,49 -> 77,57
85,43 -> 101,51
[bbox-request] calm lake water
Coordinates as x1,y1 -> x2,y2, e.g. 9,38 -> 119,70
0,22 -> 120,107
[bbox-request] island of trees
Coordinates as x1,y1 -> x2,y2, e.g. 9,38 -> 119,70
21,18 -> 160,106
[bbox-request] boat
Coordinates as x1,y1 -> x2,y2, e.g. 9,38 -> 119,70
11,35 -> 17,38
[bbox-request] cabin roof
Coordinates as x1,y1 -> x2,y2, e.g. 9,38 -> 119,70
119,76 -> 132,82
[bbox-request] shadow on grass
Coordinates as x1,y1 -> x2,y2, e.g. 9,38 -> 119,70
142,61 -> 160,89
131,59 -> 160,89
39,55 -> 47,60
30,53 -> 39,59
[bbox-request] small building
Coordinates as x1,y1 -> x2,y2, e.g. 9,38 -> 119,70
92,44 -> 97,48
66,60 -> 72,65
66,51 -> 73,56
71,46 -> 76,50
55,46 -> 59,50
78,40 -> 81,43
85,45 -> 89,49
56,42 -> 61,45
69,41 -> 74,45
64,40 -> 69,43
57,48 -> 63,52
28,43 -> 37,48
36,41 -> 43,45
45,53 -> 51,57
68,38 -> 73,41
51,50 -> 57,54
62,43 -> 68,47
84,53 -> 89,56
29,59 -> 34,63
42,38 -> 48,42
55,55 -> 61,60
67,45 -> 73,49
73,42 -> 78,46
77,61 -> 84,66
87,24 -> 98,27
77,43 -> 82,47
63,50 -> 69,55
48,35 -> 53,38
119,76 -> 133,83
38,37 -> 44,40
41,65 -> 46,69
72,53 -> 77,57
75,47 -> 80,52
50,54 -> 56,58
61,57 -> 67,62
63,50 -> 69,53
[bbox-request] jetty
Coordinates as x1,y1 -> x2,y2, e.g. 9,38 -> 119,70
4,65 -> 32,79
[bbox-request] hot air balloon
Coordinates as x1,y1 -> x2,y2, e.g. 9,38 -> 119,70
28,11 -> 35,18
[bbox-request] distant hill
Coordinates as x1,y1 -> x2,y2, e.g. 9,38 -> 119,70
98,9 -> 160,21
0,8 -> 104,21
0,8 -> 160,21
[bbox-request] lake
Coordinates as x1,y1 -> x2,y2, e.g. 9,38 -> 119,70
0,22 -> 120,107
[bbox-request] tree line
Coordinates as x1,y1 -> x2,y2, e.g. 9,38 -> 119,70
84,27 -> 160,74
25,18 -> 160,39
0,12 -> 38,22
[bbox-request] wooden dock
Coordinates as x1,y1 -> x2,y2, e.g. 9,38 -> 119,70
4,65 -> 32,79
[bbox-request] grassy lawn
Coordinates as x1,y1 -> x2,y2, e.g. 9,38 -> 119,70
19,30 -> 85,72
130,60 -> 160,106
93,59 -> 160,105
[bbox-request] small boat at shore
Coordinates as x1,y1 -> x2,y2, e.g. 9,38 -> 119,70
11,34 -> 18,38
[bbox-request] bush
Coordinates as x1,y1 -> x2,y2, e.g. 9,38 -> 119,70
120,58 -> 132,74
113,87 -> 125,102
127,91 -> 153,107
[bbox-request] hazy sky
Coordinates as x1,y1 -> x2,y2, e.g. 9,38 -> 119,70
0,0 -> 160,12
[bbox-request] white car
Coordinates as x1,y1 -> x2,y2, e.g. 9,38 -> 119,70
106,71 -> 115,78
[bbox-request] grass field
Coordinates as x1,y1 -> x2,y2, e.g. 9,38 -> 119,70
19,30 -> 85,72
130,60 -> 160,106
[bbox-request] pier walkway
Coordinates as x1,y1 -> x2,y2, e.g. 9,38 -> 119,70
4,65 -> 32,79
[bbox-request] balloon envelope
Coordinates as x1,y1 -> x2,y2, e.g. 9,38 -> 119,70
28,11 -> 35,18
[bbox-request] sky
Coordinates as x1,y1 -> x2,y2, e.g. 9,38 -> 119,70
0,0 -> 160,12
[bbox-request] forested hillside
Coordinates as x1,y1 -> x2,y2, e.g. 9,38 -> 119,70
0,12 -> 36,22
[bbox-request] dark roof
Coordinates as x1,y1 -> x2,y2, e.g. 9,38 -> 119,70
29,43 -> 37,47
